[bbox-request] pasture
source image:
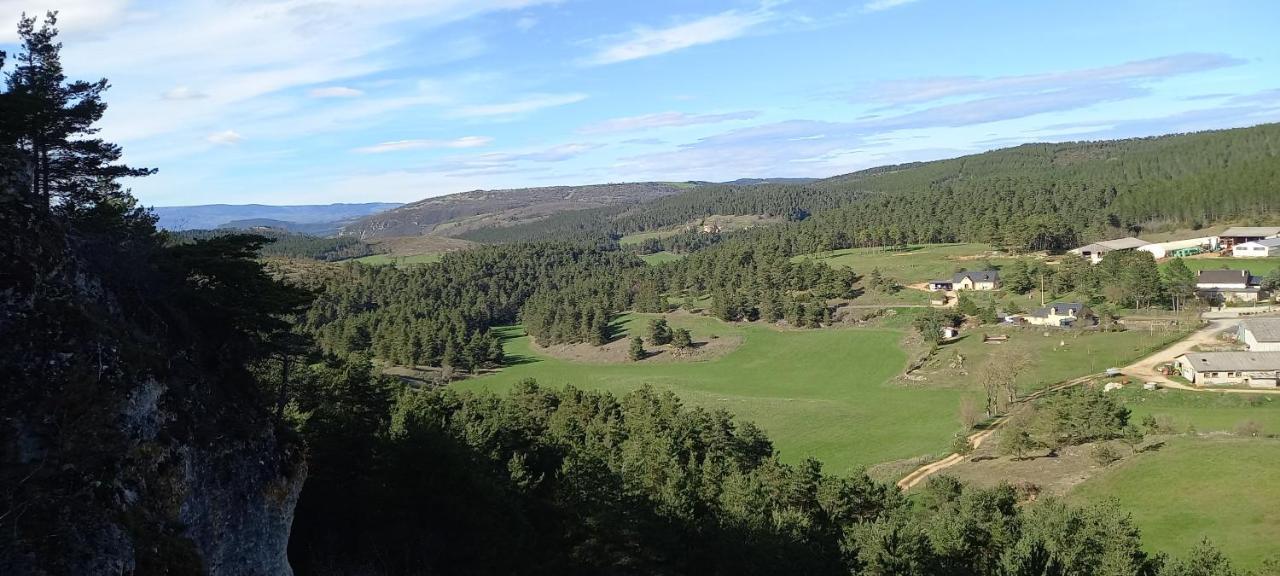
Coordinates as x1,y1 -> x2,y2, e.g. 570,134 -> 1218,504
640,251 -> 685,265
1170,255 -> 1280,276
1111,387 -> 1280,434
797,243 -> 1022,285
353,252 -> 443,266
1068,437 -> 1280,571
458,313 -> 973,475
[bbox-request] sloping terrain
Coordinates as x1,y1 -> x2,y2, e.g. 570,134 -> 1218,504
153,202 -> 401,231
340,182 -> 688,240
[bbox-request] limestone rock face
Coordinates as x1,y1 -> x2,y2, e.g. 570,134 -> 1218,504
1,160 -> 303,575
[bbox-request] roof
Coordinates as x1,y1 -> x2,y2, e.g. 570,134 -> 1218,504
1177,351 -> 1280,372
1196,269 -> 1250,285
1241,319 -> 1280,343
1219,226 -> 1280,238
953,270 -> 999,283
1072,237 -> 1149,254
1029,302 -> 1085,317
1238,238 -> 1280,248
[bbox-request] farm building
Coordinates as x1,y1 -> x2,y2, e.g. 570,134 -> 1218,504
1239,319 -> 1280,352
927,270 -> 1000,291
1175,352 -> 1280,388
1218,226 -> 1280,251
1232,237 -> 1280,258
1195,269 -> 1262,303
1021,302 -> 1093,327
1137,236 -> 1218,259
1070,237 -> 1149,264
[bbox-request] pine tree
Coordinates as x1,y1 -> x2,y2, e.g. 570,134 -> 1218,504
628,336 -> 646,361
671,328 -> 692,350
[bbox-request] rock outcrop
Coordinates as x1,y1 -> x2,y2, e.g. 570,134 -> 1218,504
1,158 -> 303,575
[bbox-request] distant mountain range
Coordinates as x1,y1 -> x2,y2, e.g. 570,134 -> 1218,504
152,203 -> 402,233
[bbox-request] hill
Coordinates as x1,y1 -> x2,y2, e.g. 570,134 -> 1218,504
459,124 -> 1280,249
152,202 -> 401,232
340,182 -> 688,240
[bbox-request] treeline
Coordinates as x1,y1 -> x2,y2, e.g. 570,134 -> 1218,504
299,242 -> 647,367
167,228 -> 376,261
290,377 -> 1251,576
452,124 -> 1280,254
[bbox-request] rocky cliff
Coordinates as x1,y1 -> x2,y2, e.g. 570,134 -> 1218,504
0,159 -> 304,575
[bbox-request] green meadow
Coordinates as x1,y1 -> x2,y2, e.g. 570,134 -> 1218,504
1111,387 -> 1280,434
797,243 -> 1020,285
1170,256 -> 1280,276
1068,437 -> 1280,571
353,252 -> 443,266
458,313 -> 972,474
639,251 -> 685,265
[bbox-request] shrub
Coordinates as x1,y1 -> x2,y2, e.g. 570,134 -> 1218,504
1090,442 -> 1123,466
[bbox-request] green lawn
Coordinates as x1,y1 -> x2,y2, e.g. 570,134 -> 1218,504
797,243 -> 1021,285
1068,437 -> 1280,571
353,253 -> 443,266
457,314 -> 973,474
1170,256 -> 1280,276
924,325 -> 1192,394
1111,387 -> 1280,434
620,230 -> 680,245
639,251 -> 685,265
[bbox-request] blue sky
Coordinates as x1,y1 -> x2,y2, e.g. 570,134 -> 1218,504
2,0 -> 1278,206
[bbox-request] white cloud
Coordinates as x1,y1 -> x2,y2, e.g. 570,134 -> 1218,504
309,86 -> 365,98
579,110 -> 760,134
0,0 -> 131,42
515,15 -> 538,30
862,0 -> 920,13
206,130 -> 244,145
452,93 -> 588,117
353,136 -> 493,153
585,8 -> 772,66
161,86 -> 207,100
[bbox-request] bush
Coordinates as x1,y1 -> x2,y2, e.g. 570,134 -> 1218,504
950,434 -> 974,455
1235,419 -> 1264,438
1090,442 -> 1123,466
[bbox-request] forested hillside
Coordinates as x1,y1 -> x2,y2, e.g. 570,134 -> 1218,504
457,124 -> 1280,252
341,181 -> 688,239
168,228 -> 377,261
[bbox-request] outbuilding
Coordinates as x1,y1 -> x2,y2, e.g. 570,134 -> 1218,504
1070,237 -> 1150,264
1232,237 -> 1280,258
1239,319 -> 1280,352
1218,226 -> 1280,251
1175,352 -> 1280,388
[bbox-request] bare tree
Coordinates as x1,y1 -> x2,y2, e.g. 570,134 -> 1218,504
976,350 -> 1032,416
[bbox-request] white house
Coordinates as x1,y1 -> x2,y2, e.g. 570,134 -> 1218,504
1021,303 -> 1093,327
1232,237 -> 1280,258
1239,319 -> 1280,352
1195,269 -> 1261,303
1138,236 -> 1219,259
927,270 -> 1001,291
1175,352 -> 1280,388
1070,237 -> 1150,264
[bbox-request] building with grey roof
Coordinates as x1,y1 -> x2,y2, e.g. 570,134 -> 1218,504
1239,319 -> 1280,352
1175,351 -> 1280,388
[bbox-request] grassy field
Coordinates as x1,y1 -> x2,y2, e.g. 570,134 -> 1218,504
798,243 -> 1022,285
353,252 -> 443,266
457,314 -> 974,474
1068,437 -> 1280,571
918,324 -> 1192,393
1171,255 -> 1280,275
639,251 -> 685,265
620,230 -> 680,245
1111,387 -> 1280,434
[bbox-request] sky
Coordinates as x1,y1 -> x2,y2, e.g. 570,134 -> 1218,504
1,0 -> 1278,207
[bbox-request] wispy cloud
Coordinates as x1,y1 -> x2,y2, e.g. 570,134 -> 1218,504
452,93 -> 588,117
862,0 -> 920,13
162,86 -> 207,101
309,86 -> 365,98
585,8 -> 773,66
206,130 -> 244,145
866,53 -> 1244,105
515,16 -> 538,31
430,142 -> 601,175
578,110 -> 760,134
353,136 -> 493,154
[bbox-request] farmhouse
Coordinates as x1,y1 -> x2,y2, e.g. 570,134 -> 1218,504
926,270 -> 1000,291
1137,236 -> 1219,259
1232,237 -> 1280,258
1195,269 -> 1262,303
1022,302 -> 1093,327
1218,226 -> 1280,251
1238,319 -> 1280,352
1070,237 -> 1150,264
1175,352 -> 1280,388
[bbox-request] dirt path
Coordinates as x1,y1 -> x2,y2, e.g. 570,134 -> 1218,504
896,373 -> 1098,491
899,316 -> 1280,491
